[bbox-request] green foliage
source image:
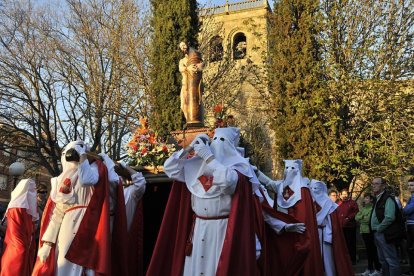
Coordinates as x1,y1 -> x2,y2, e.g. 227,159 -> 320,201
269,0 -> 414,192
268,0 -> 333,181
239,116 -> 273,173
149,0 -> 199,137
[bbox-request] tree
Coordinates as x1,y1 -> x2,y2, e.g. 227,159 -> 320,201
320,0 -> 414,191
268,0 -> 329,178
148,0 -> 199,137
268,0 -> 414,193
0,0 -> 150,176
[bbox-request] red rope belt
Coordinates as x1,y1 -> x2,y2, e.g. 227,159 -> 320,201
64,205 -> 88,214
185,213 -> 229,256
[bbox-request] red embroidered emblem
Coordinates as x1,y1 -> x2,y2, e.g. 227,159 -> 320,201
283,186 -> 294,200
59,178 -> 72,194
198,175 -> 214,192
63,178 -> 71,187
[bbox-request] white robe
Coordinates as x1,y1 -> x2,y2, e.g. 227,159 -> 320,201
123,173 -> 146,231
42,160 -> 99,276
164,150 -> 238,276
318,215 -> 336,276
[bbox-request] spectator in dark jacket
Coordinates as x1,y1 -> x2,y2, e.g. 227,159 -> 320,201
337,188 -> 359,264
371,177 -> 402,276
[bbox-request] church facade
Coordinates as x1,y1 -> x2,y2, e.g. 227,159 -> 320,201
200,0 -> 277,173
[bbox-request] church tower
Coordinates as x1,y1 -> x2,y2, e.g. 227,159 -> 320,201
200,0 -> 275,172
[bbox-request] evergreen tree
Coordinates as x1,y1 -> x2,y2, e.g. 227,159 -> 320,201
268,0 -> 330,180
149,0 -> 199,137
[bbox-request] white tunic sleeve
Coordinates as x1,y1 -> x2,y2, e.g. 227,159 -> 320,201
254,188 -> 286,234
41,204 -> 65,243
207,159 -> 238,195
263,210 -> 287,234
106,163 -> 120,184
131,172 -> 146,200
164,150 -> 186,182
78,160 -> 99,186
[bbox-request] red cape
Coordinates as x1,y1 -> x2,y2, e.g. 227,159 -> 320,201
0,208 -> 36,276
264,187 -> 323,276
32,160 -> 111,276
257,194 -> 310,276
111,182 -> 129,276
331,210 -> 354,276
146,172 -> 257,276
127,198 -> 144,276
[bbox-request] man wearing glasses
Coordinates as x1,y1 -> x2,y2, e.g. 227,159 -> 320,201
370,177 -> 403,276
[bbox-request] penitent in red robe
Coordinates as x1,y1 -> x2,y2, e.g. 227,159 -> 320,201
32,160 -> 112,276
267,187 -> 324,276
331,210 -> 355,276
146,172 -> 257,276
255,191 -> 305,276
0,208 -> 36,276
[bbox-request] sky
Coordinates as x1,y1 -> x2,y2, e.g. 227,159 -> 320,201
198,0 -> 274,9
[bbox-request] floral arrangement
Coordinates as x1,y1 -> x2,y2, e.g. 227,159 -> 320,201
126,118 -> 176,168
213,104 -> 226,128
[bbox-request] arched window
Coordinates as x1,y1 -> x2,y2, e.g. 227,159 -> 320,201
233,32 -> 246,60
209,36 -> 223,62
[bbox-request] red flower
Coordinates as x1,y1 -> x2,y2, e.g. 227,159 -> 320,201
132,145 -> 138,151
141,148 -> 148,154
162,145 -> 168,152
127,140 -> 137,148
138,128 -> 148,135
148,136 -> 156,144
213,104 -> 223,113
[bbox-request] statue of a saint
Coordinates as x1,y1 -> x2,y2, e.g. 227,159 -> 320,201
179,41 -> 204,127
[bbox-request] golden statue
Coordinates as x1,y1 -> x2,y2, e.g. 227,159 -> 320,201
179,41 -> 204,127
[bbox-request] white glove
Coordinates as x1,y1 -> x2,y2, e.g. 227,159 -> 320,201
180,134 -> 209,159
194,140 -> 213,161
38,243 -> 52,263
192,133 -> 209,145
187,134 -> 210,151
99,153 -> 116,169
74,144 -> 86,156
285,223 -> 306,234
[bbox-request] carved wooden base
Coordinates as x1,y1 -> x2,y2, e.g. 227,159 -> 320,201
171,127 -> 211,148
185,121 -> 205,129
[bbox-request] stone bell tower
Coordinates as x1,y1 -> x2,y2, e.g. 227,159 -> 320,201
199,0 -> 277,174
